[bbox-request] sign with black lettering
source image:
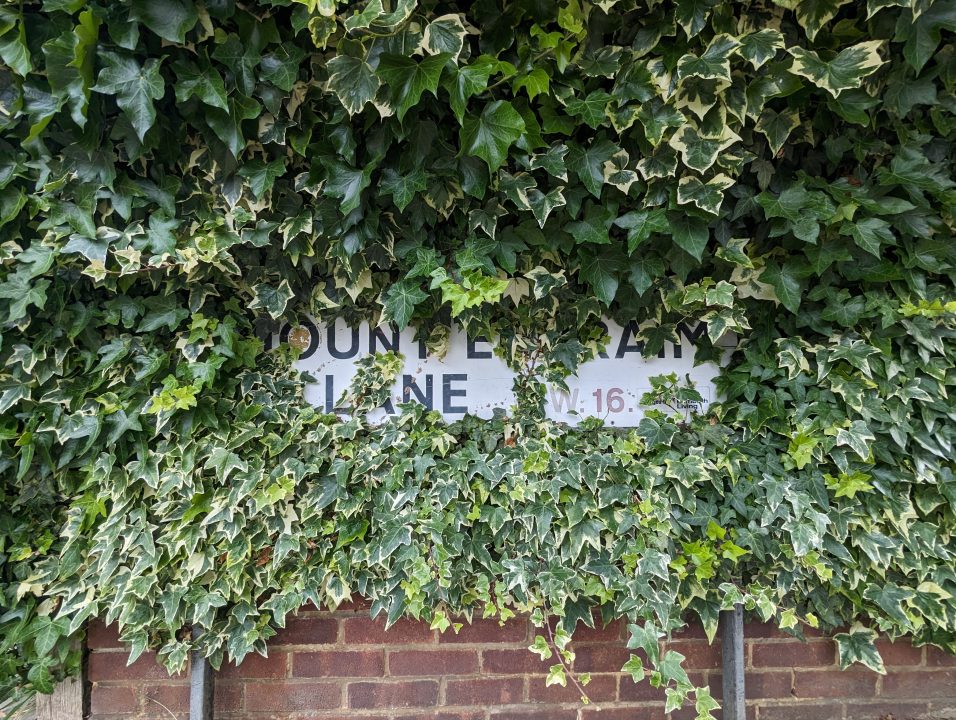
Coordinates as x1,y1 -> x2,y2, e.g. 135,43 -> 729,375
269,320 -> 734,426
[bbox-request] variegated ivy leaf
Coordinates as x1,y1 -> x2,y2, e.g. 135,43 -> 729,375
637,145 -> 679,180
739,29 -> 785,69
676,34 -> 740,84
756,107 -> 801,155
674,0 -> 719,38
527,187 -> 566,228
788,42 -> 885,98
250,280 -> 295,319
637,100 -> 686,147
791,0 -> 852,40
835,625 -> 886,673
677,174 -> 735,214
603,150 -> 640,193
669,123 -> 740,173
327,53 -> 381,115
423,14 -> 468,61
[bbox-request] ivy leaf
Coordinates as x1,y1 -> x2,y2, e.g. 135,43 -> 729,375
636,100 -> 685,147
834,625 -> 886,673
674,0 -> 718,38
669,124 -> 738,173
250,280 -> 295,319
447,57 -> 495,123
615,208 -> 668,253
565,206 -> 612,245
761,260 -> 804,313
677,174 -> 734,215
325,162 -> 372,215
565,91 -> 613,129
423,14 -> 467,61
793,0 -> 851,40
835,420 -> 875,460
739,29 -> 785,69
756,108 -> 800,156
840,218 -> 895,257
325,55 -> 380,115
381,167 -> 428,211
378,53 -> 450,121
383,279 -> 427,330
895,5 -> 956,74
92,53 -> 165,141
260,43 -> 308,92
788,42 -> 885,98
130,0 -> 198,43
239,158 -> 286,199
513,68 -> 550,101
628,255 -> 665,295
579,250 -> 620,305
42,10 -> 99,127
668,212 -> 709,260
63,234 -> 110,264
567,139 -> 619,197
460,100 -> 525,172
0,9 -> 32,76
173,59 -> 229,111
676,34 -> 739,83
827,89 -> 879,126
527,187 -> 566,228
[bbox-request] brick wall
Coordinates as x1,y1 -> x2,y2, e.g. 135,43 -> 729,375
87,603 -> 956,720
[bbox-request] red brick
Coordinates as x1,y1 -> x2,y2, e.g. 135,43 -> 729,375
88,620 -> 123,649
877,640 -> 924,667
389,649 -> 478,676
441,617 -> 528,644
90,685 -> 139,715
271,615 -> 338,645
213,682 -> 242,713
348,680 -> 439,709
219,651 -> 288,679
527,673 -> 617,703
743,623 -> 788,638
709,671 -> 793,700
244,681 -> 342,711
446,677 -> 524,705
88,652 -> 185,682
330,598 -> 373,613
400,714 -> 486,720
141,684 -> 189,716
757,702 -> 843,720
545,615 -> 625,643
926,647 -> 956,666
489,711 -> 578,720
667,640 -> 722,669
482,648 -> 550,674
293,649 -> 385,677
672,622 -> 710,640
881,669 -> 956,698
793,669 -> 877,698
751,640 -> 835,668
581,708 -> 666,720
846,701 -> 930,719
570,644 -> 631,672
619,677 -> 667,702
341,617 -> 436,644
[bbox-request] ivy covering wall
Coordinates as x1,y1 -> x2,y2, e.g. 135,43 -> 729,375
1,0 -> 954,714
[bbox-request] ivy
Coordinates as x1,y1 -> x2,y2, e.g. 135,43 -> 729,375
0,0 -> 955,715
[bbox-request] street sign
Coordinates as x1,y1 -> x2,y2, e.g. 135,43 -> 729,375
270,319 -> 735,426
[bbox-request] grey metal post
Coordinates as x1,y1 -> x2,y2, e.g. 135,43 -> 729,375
720,605 -> 745,720
190,626 -> 214,720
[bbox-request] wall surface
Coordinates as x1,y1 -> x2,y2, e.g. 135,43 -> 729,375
87,603 -> 956,720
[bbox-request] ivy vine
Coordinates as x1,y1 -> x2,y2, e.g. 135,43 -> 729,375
0,0 -> 954,715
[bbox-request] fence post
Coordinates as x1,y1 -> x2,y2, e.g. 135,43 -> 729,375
190,626 -> 214,720
720,605 -> 746,720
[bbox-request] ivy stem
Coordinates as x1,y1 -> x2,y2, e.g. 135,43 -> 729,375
544,615 -> 592,704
